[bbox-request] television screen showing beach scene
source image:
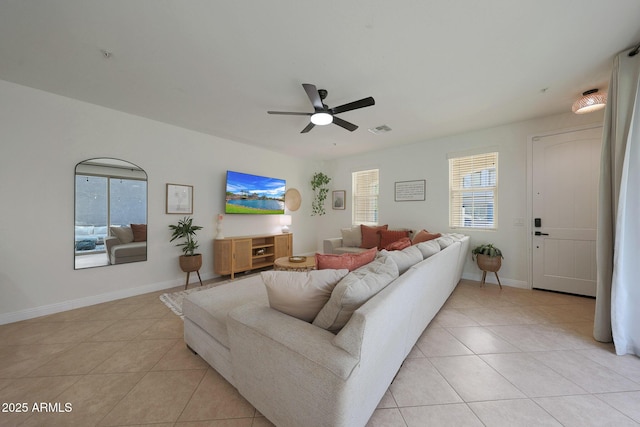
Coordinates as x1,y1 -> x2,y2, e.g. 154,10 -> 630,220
225,171 -> 286,214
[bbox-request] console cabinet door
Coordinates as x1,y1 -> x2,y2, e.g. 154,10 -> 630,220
233,239 -> 253,272
274,234 -> 292,259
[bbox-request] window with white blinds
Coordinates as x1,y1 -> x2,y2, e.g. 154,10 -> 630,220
352,169 -> 379,225
449,152 -> 498,229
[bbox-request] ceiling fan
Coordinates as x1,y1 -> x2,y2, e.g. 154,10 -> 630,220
268,83 -> 375,133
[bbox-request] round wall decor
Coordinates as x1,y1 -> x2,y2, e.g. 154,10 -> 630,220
285,188 -> 302,211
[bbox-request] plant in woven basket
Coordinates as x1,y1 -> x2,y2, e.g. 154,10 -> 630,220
471,243 -> 503,272
169,216 -> 203,256
310,172 -> 331,216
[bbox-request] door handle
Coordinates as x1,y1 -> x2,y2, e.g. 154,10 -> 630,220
535,231 -> 549,236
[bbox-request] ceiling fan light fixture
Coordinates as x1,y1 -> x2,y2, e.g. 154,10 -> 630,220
572,89 -> 607,114
310,112 -> 333,125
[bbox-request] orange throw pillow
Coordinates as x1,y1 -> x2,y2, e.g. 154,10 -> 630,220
385,237 -> 412,251
360,224 -> 388,249
379,229 -> 411,249
130,224 -> 147,242
315,248 -> 377,271
411,229 -> 441,245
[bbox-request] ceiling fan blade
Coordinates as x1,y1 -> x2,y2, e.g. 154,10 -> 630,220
332,116 -> 358,132
301,122 -> 315,133
267,111 -> 312,116
302,83 -> 325,111
331,96 -> 375,115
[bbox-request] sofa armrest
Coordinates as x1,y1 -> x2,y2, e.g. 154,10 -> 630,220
228,303 -> 358,380
228,303 -> 360,427
323,237 -> 344,254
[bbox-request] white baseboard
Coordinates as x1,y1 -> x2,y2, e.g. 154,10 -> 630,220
0,271 -> 216,325
461,272 -> 529,289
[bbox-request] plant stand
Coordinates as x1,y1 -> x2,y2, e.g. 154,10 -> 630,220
184,270 -> 203,289
477,254 -> 503,289
179,254 -> 203,289
480,270 -> 502,289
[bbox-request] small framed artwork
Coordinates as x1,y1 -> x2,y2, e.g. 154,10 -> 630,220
166,184 -> 193,214
332,190 -> 346,210
394,180 -> 426,202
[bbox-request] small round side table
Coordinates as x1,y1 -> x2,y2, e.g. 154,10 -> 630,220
274,256 -> 316,272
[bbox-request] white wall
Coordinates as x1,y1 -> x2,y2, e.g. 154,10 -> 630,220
318,111 -> 604,287
0,80 -> 320,324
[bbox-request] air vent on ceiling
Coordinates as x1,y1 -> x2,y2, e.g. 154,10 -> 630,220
368,124 -> 392,134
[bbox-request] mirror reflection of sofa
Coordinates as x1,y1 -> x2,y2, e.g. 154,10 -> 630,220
105,224 -> 147,264
74,225 -> 108,251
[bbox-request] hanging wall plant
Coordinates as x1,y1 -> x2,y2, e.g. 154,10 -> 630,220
311,172 -> 331,216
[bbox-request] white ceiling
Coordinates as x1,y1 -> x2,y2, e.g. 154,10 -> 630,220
1,1 -> 639,160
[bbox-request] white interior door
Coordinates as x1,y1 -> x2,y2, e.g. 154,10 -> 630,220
532,127 -> 602,296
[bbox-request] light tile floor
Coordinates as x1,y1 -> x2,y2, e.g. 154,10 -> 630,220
1,279 -> 639,426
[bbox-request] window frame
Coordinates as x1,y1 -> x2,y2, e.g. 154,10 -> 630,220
352,168 -> 379,226
448,151 -> 498,230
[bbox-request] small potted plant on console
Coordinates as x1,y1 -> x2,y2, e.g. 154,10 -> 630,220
169,216 -> 204,288
471,243 -> 503,289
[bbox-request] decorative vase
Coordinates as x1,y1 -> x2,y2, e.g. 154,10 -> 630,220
179,254 -> 202,273
476,254 -> 501,272
216,214 -> 224,239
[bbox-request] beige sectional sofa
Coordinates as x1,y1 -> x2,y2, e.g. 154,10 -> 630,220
105,225 -> 147,265
183,234 -> 469,427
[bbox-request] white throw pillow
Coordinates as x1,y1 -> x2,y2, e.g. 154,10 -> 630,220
262,269 -> 349,322
379,245 -> 423,274
415,240 -> 441,259
341,226 -> 362,248
313,256 -> 399,332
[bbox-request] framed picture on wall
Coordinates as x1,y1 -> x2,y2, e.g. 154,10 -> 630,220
394,180 -> 426,201
332,190 -> 346,210
166,184 -> 193,214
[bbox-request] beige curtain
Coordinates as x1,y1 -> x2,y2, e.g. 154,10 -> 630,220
594,45 -> 640,357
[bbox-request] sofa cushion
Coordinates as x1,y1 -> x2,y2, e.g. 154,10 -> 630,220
385,237 -> 412,251
379,245 -> 422,274
436,235 -> 456,249
110,225 -> 134,244
313,255 -> 399,332
340,226 -> 362,247
315,248 -> 377,271
261,269 -> 349,322
379,229 -> 411,249
411,229 -> 441,245
130,223 -> 147,242
360,224 -> 388,249
183,274 -> 267,348
415,240 -> 441,259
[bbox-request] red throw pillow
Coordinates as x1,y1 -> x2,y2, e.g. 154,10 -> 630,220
315,248 -> 377,271
360,224 -> 388,249
411,229 -> 441,245
385,237 -> 412,251
130,224 -> 147,242
379,229 -> 411,249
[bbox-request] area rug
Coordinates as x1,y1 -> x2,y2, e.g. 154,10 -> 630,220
160,272 -> 261,319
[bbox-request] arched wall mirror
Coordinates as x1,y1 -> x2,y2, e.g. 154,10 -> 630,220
74,158 -> 148,269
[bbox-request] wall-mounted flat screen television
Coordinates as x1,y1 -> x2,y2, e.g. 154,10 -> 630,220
225,170 -> 286,214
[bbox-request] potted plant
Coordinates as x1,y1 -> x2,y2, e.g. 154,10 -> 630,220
310,172 -> 331,216
472,243 -> 503,272
169,216 -> 204,273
